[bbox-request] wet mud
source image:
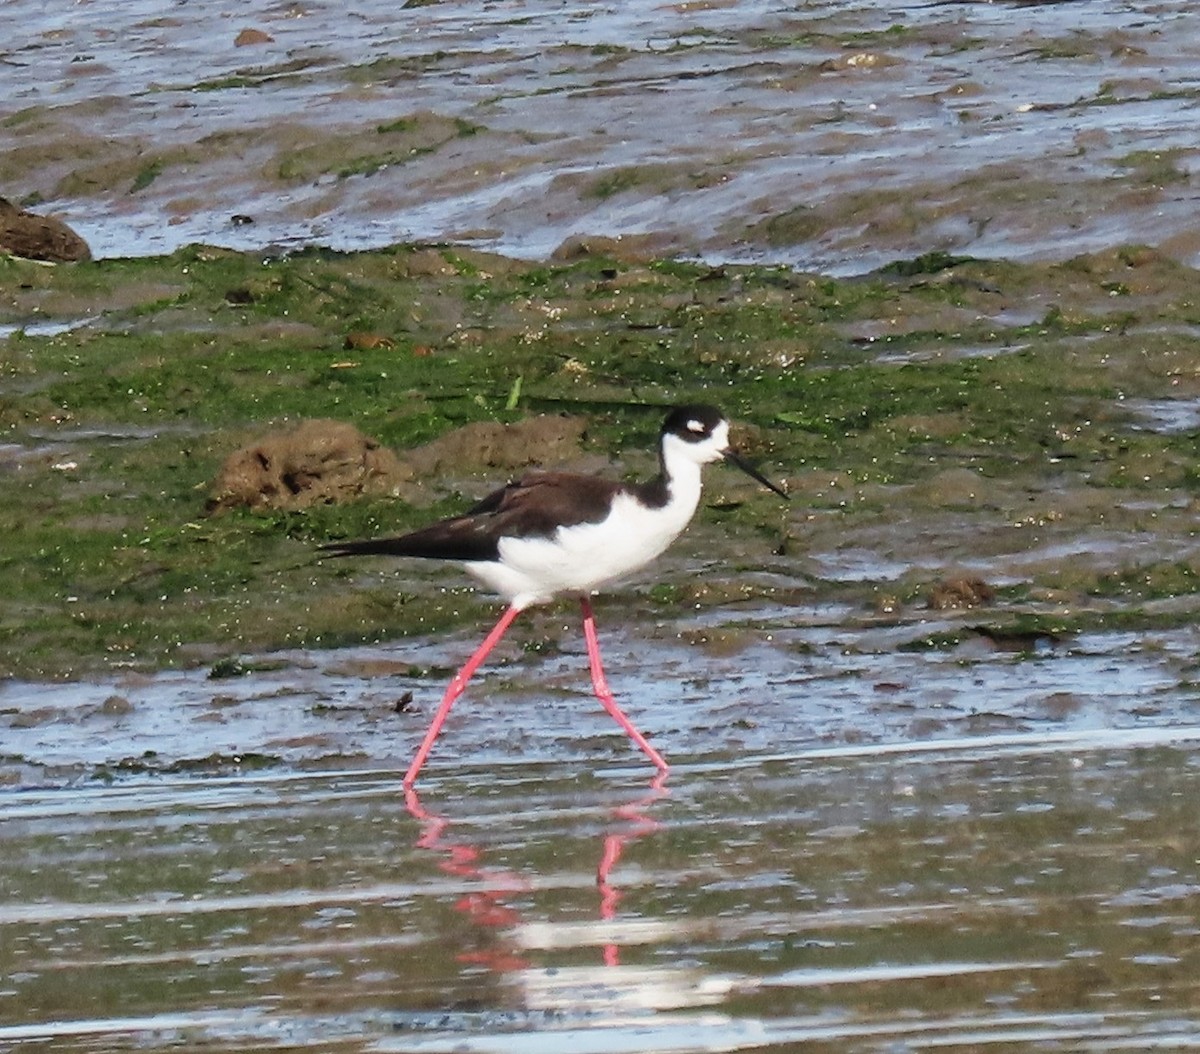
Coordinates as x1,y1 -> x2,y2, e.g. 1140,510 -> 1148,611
7,1 -> 1200,1051
4,1 -> 1200,272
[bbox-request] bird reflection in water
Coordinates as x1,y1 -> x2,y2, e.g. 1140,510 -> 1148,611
403,784 -> 531,972
596,771 -> 669,966
404,773 -> 669,971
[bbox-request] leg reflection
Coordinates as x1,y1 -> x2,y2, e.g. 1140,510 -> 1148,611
405,771 -> 669,971
597,770 -> 670,967
404,785 -> 530,970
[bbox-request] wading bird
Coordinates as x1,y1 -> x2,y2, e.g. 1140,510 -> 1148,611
320,405 -> 787,784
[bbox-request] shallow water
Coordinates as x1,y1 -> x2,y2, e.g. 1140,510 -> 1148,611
4,729 -> 1200,1052
4,611 -> 1200,1051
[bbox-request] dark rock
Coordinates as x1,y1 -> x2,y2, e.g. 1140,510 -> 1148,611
0,198 -> 91,262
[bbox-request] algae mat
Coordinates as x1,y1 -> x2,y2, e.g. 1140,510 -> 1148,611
4,243 -> 1200,682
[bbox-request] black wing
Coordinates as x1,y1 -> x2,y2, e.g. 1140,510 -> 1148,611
319,471 -> 625,564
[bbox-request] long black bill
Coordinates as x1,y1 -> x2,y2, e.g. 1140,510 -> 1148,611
724,448 -> 788,499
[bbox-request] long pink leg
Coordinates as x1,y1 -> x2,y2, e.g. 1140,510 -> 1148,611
580,596 -> 669,773
404,603 -> 522,786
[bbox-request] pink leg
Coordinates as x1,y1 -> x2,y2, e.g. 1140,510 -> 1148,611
404,604 -> 522,786
580,596 -> 669,773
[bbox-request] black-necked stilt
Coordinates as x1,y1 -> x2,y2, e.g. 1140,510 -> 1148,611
320,404 -> 787,784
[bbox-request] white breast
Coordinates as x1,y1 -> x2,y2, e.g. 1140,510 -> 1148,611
466,465 -> 704,610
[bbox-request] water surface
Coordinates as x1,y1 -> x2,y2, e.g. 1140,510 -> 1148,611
4,616 -> 1200,1051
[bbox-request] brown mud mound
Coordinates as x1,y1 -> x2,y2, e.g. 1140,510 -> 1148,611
0,198 -> 91,262
207,419 -> 411,513
208,414 -> 589,513
404,414 -> 588,476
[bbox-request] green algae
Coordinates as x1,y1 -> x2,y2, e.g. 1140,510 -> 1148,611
3,243 -> 1200,679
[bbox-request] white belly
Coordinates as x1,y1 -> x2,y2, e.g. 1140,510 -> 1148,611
465,488 -> 699,609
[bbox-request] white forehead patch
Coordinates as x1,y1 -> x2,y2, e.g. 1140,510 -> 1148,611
686,418 -> 706,434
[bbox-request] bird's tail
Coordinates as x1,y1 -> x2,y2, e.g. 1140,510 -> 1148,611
318,537 -> 419,559
318,525 -> 498,563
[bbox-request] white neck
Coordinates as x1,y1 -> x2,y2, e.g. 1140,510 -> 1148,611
659,435 -> 707,524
